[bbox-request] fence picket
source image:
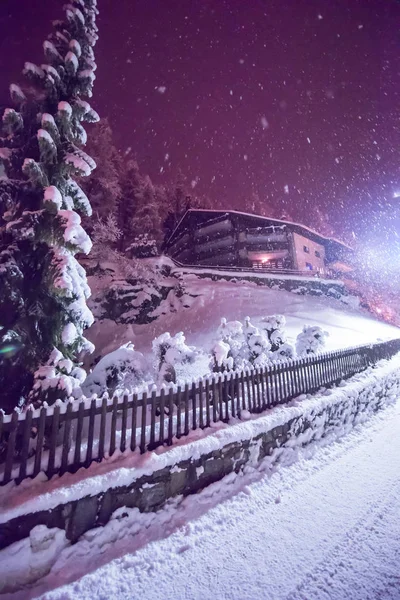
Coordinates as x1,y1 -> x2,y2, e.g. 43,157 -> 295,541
205,379 -> 211,427
168,387 -> 174,445
159,388 -> 166,444
86,398 -> 97,466
60,401 -> 72,475
140,392 -> 147,453
130,393 -> 138,451
120,394 -> 128,453
241,371 -> 247,411
192,381 -> 197,430
212,377 -> 218,422
184,384 -> 190,435
18,409 -> 33,482
149,390 -> 157,449
199,380 -> 204,428
109,397 -> 118,457
48,404 -> 61,478
33,407 -> 47,478
98,397 -> 107,461
230,374 -> 236,418
3,410 -> 18,484
176,386 -> 182,438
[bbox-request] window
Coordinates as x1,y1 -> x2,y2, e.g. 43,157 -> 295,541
315,250 -> 321,258
303,245 -> 310,253
305,262 -> 313,270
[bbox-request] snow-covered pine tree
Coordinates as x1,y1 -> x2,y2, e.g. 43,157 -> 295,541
0,0 -> 99,410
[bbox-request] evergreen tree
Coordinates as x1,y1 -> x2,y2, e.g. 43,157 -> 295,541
80,117 -> 122,228
0,0 -> 99,410
117,159 -> 143,249
131,175 -> 161,243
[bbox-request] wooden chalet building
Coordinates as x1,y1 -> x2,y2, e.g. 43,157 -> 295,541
164,209 -> 353,277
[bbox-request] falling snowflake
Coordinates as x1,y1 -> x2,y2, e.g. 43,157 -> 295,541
261,116 -> 269,130
156,86 -> 167,94
284,185 -> 289,194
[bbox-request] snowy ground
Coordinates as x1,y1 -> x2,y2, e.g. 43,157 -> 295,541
86,274 -> 400,376
4,390 -> 400,599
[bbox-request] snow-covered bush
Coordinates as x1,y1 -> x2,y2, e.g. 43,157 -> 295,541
243,316 -> 271,367
271,342 -> 295,361
210,340 -> 234,373
82,342 -> 147,396
126,233 -> 158,259
152,331 -> 196,384
296,325 -> 329,356
214,318 -> 247,370
260,314 -> 287,351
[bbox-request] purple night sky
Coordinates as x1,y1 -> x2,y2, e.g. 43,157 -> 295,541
0,0 -> 399,242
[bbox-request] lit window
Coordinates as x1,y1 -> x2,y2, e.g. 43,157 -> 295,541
306,262 -> 313,270
303,245 -> 310,253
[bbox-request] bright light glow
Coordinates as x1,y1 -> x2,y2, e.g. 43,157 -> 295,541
393,191 -> 400,199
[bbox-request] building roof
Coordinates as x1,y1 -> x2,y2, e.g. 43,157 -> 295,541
166,208 -> 353,253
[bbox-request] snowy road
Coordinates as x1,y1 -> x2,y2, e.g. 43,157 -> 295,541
9,400 -> 400,600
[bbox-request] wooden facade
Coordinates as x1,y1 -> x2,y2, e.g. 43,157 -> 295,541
164,209 -> 353,274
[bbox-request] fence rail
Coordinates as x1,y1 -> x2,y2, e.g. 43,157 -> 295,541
171,258 -> 339,280
1,338 -> 400,487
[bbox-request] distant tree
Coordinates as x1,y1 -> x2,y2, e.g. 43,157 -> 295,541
0,0 -> 99,410
80,117 -> 122,228
117,159 -> 143,249
131,175 -> 161,243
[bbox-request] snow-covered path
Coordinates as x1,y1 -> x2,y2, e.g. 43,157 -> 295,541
15,398 -> 400,600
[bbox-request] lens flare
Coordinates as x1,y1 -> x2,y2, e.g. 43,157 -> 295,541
0,342 -> 21,358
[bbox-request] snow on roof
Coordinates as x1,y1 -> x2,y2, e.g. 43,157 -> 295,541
167,209 -> 353,252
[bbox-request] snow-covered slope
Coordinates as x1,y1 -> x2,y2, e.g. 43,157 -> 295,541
86,274 -> 400,368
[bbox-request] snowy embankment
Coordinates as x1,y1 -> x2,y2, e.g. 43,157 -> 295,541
86,273 -> 400,381
1,354 -> 400,598
1,353 -> 400,596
